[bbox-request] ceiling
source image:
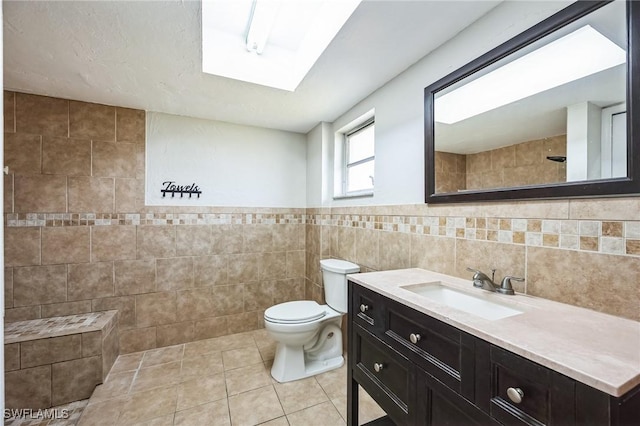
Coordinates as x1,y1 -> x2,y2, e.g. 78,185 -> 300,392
3,0 -> 501,134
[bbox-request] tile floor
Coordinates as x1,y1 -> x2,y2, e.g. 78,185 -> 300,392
7,329 -> 386,426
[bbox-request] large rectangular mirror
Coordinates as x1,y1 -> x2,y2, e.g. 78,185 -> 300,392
425,0 -> 639,203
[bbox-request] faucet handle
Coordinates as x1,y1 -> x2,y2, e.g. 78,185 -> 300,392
497,276 -> 524,295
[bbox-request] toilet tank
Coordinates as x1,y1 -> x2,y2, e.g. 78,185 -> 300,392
320,259 -> 360,313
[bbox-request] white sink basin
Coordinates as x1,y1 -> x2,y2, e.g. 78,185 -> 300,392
401,281 -> 523,320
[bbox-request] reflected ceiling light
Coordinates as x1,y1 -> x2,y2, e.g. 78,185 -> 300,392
202,0 -> 361,91
435,25 -> 626,124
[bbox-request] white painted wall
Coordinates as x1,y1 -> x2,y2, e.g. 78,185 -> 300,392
146,112 -> 307,207
327,0 -> 572,206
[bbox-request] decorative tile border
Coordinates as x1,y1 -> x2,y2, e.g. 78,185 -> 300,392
307,214 -> 640,257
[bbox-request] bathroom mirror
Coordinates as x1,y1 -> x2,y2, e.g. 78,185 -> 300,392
425,0 -> 639,203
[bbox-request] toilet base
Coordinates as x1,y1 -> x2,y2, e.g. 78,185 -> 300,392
270,345 -> 344,383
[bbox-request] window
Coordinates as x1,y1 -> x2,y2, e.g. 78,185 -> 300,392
340,118 -> 375,197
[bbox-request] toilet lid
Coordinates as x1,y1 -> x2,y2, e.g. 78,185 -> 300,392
264,301 -> 326,324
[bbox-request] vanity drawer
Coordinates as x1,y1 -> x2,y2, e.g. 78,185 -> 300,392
383,297 -> 475,400
484,345 -> 575,426
353,323 -> 416,425
350,281 -> 385,336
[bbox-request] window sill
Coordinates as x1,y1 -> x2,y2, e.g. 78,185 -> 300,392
333,191 -> 374,200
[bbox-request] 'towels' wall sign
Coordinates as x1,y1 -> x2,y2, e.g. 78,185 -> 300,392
161,181 -> 202,199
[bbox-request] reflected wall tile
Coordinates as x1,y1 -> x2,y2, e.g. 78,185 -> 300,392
68,262 -> 114,301
42,137 -> 91,176
42,226 -> 90,265
69,100 -> 115,141
15,175 -> 67,212
16,93 -> 68,137
5,227 -> 40,267
91,225 -> 136,262
378,231 -> 411,270
527,247 -> 640,321
68,176 -> 114,212
410,234 -> 455,276
4,132 -> 41,175
13,264 -> 67,307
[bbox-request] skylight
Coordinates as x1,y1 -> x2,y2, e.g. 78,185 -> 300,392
435,25 -> 627,124
202,0 -> 361,91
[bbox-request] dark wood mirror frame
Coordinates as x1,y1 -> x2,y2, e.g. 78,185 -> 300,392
425,0 -> 639,204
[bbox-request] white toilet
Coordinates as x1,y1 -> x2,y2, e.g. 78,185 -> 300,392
264,258 -> 360,383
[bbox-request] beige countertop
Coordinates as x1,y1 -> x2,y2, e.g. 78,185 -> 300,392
348,268 -> 640,397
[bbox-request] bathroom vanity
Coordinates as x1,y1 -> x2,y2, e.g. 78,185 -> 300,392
346,269 -> 640,426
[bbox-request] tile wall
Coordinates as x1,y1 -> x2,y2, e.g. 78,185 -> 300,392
307,201 -> 640,322
3,92 -> 307,354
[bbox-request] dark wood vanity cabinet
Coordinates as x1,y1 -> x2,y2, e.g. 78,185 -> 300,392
347,281 -> 640,426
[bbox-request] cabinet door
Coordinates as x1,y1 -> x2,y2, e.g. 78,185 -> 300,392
418,368 -> 500,426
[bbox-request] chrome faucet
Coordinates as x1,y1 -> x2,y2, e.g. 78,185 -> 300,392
466,267 -> 523,295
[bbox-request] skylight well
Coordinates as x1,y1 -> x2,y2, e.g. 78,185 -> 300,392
435,25 -> 627,124
202,0 -> 361,91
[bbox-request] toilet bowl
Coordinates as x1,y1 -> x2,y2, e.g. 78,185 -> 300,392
264,259 -> 360,383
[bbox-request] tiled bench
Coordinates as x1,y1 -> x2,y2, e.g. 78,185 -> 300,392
4,311 -> 119,409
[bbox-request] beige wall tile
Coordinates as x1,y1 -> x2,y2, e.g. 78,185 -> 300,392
259,252 -> 286,281
275,224 -> 304,251
378,231 -> 411,270
212,285 -> 244,317
228,253 -> 259,283
243,225 -> 273,253
244,281 -> 275,311
4,132 -> 42,175
68,176 -> 114,212
42,226 -> 90,265
4,91 -> 15,132
68,262 -> 114,301
119,327 -> 157,354
136,291 -> 177,327
82,331 -> 102,357
102,326 -> 120,379
274,278 -> 305,304
114,259 -> 156,296
5,267 -> 13,308
410,234 -> 455,275
13,265 -> 67,307
355,228 -> 379,270
176,225 -> 211,256
157,321 -> 195,347
5,365 -> 51,409
176,288 -> 214,322
42,137 -> 91,176
5,306 -> 41,322
194,255 -> 228,287
227,311 -> 259,334
137,225 -> 176,259
5,227 -> 40,267
115,178 -> 140,212
91,225 -> 136,262
41,300 -> 92,318
286,250 -> 305,278
69,100 -> 115,141
211,225 -> 243,254
5,174 -> 14,213
335,227 -> 356,262
157,257 -> 194,291
21,334 -> 82,368
52,356 -> 102,405
92,142 -> 137,177
5,343 -> 20,371
15,175 -> 67,212
116,107 -> 145,143
92,295 -> 136,330
16,93 -> 68,137
194,317 -> 229,340
527,247 -> 640,321
569,197 -> 640,221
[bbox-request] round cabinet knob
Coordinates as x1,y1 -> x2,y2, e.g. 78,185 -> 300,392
409,333 -> 421,344
359,304 -> 369,313
507,387 -> 524,404
373,362 -> 384,373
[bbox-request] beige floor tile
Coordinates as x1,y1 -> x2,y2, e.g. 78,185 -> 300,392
358,388 -> 386,424
228,386 -> 284,426
176,373 -> 227,411
222,346 -> 263,370
118,385 -> 177,424
315,364 -> 347,400
252,329 -> 276,348
257,343 -> 276,362
286,401 -> 345,426
273,377 -> 329,414
129,414 -> 175,426
213,331 -> 257,351
173,400 -> 230,426
90,371 -> 135,402
78,397 -> 127,426
224,362 -> 272,396
181,352 -> 224,379
258,417 -> 289,426
109,352 -> 143,374
183,338 -> 221,358
140,345 -> 184,368
130,361 -> 182,393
